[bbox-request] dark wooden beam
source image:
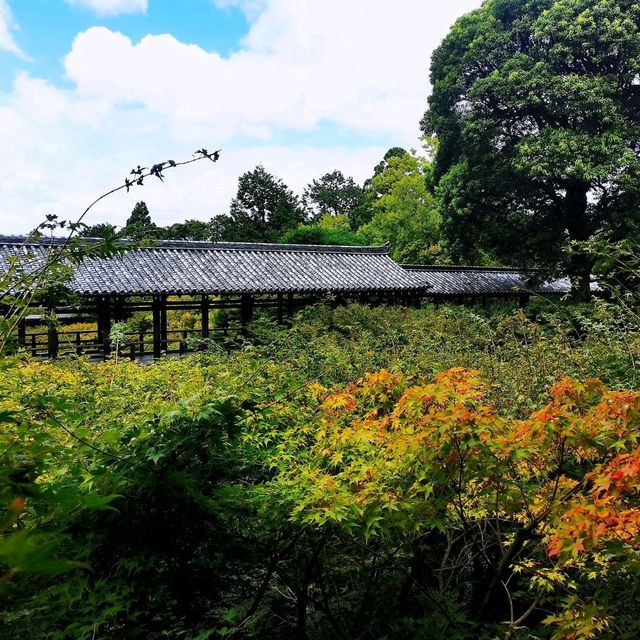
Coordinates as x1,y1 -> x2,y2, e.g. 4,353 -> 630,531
240,293 -> 254,334
201,294 -> 210,341
17,319 -> 26,348
96,296 -> 112,360
113,295 -> 126,322
286,292 -> 295,324
160,294 -> 168,353
46,308 -> 59,360
276,292 -> 284,325
152,295 -> 162,358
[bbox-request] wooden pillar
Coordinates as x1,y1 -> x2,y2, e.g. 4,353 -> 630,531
113,296 -> 126,322
201,295 -> 210,340
519,294 -> 529,309
276,292 -> 284,325
286,292 -> 295,324
152,295 -> 162,358
160,294 -> 168,352
46,308 -> 58,360
241,293 -> 254,333
96,296 -> 111,360
481,295 -> 487,309
17,319 -> 26,348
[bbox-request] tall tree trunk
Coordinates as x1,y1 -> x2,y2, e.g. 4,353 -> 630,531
296,580 -> 309,640
568,251 -> 594,302
565,186 -> 594,302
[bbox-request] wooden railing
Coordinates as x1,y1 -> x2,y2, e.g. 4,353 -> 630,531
16,324 -> 241,361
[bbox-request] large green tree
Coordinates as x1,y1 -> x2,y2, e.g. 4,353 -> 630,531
422,0 -> 640,299
348,147 -> 410,231
211,165 -> 304,243
121,201 -> 159,242
357,149 -> 443,263
302,170 -> 365,221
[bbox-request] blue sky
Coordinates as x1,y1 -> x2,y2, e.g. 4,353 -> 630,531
1,0 -> 249,90
0,0 -> 483,233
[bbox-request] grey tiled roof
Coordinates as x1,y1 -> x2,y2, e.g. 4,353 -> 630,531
401,265 -> 588,296
0,237 -> 424,295
0,236 -> 590,298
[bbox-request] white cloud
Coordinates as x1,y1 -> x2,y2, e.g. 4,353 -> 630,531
64,0 -> 483,142
65,0 -> 148,16
211,0 -> 267,20
0,0 -> 28,59
0,0 -> 484,233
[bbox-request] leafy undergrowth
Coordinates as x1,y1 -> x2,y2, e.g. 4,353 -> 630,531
1,303 -> 639,639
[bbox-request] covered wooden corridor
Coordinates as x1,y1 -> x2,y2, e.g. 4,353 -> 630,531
0,236 -> 582,360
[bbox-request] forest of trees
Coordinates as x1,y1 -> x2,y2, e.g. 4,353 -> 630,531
3,0 -> 640,639
82,148 -> 443,266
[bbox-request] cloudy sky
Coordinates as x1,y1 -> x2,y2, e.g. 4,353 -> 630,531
0,0 -> 482,234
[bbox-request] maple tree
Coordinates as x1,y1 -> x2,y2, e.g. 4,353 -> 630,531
271,368 -> 640,637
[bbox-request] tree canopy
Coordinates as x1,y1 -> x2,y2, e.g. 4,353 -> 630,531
211,165 -> 304,243
121,201 -> 158,242
357,148 -> 443,263
161,219 -> 211,241
422,0 -> 640,299
280,214 -> 364,246
302,170 -> 365,222
79,222 -> 118,240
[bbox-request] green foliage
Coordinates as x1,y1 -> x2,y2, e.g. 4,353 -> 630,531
356,148 -> 444,263
121,201 -> 159,242
211,165 -> 305,243
302,170 -> 365,221
2,302 -> 640,637
423,0 -> 640,299
161,219 -> 212,241
279,225 -> 364,246
79,222 -> 118,239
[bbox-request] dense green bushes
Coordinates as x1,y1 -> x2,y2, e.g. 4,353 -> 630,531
1,303 -> 640,638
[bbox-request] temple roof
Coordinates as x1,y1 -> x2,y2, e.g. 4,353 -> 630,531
0,236 -> 591,298
400,264 -> 582,296
0,237 -> 423,296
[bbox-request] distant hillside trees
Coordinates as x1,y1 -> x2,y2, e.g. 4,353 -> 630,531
79,222 -> 118,239
423,0 -> 640,300
80,155 -> 447,262
82,203 -> 212,242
